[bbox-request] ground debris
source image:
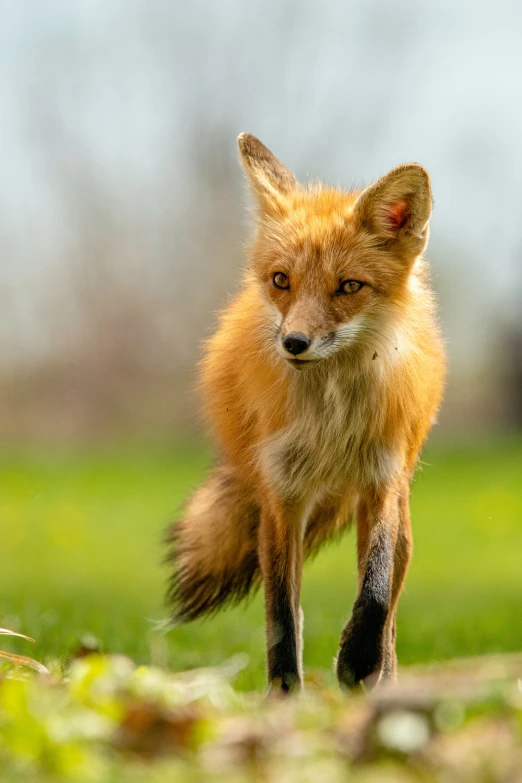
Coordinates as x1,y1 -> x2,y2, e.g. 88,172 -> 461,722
1,651 -> 522,781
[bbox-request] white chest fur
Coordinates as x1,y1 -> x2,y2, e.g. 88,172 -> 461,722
259,362 -> 402,500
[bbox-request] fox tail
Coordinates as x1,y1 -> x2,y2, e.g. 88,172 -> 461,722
165,466 -> 261,623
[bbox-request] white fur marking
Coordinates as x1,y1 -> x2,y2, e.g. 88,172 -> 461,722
333,313 -> 368,349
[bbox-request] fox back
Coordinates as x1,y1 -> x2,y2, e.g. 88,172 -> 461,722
166,134 -> 445,693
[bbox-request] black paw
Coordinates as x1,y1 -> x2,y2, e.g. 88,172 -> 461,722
336,610 -> 384,691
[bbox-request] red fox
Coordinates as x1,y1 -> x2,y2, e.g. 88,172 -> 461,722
166,133 -> 446,693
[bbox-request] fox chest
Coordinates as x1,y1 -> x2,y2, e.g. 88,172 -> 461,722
259,374 -> 400,498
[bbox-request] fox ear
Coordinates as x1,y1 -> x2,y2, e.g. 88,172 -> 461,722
238,133 -> 297,213
353,164 -> 432,256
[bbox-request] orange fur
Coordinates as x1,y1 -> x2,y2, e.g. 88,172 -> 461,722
166,133 -> 446,694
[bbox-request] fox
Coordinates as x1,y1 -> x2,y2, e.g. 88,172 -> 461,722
165,133 -> 446,694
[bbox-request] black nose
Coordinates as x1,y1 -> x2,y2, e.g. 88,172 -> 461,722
283,332 -> 311,356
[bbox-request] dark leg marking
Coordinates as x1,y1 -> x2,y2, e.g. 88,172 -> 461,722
265,579 -> 300,693
336,526 -> 394,689
259,508 -> 303,695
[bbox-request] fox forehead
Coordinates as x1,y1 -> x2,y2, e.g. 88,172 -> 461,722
257,187 -> 380,287
284,185 -> 359,221
263,186 -> 359,247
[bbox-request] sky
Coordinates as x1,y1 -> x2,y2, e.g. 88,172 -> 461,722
1,0 -> 521,375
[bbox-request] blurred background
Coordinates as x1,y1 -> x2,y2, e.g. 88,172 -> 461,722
1,1 -> 521,684
2,0 -> 522,445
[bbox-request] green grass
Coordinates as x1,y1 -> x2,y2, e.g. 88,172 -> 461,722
1,437 -> 522,691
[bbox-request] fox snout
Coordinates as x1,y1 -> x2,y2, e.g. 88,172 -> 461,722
278,328 -> 331,365
277,319 -> 365,365
282,332 -> 311,356
277,305 -> 326,363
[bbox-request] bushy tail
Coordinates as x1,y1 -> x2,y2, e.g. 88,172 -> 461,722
165,466 -> 355,623
165,466 -> 261,623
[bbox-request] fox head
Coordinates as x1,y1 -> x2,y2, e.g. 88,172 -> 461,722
238,133 -> 432,368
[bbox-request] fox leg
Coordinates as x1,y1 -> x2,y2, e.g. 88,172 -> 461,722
336,488 -> 400,691
258,498 -> 305,694
381,482 -> 413,680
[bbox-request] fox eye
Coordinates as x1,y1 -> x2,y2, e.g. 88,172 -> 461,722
273,272 -> 289,290
338,279 -> 364,295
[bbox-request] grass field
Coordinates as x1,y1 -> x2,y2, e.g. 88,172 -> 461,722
1,437 -> 522,691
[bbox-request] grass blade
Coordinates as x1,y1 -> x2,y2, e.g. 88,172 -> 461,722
0,649 -> 49,675
0,628 -> 35,643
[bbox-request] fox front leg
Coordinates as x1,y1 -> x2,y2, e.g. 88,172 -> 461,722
381,482 -> 413,680
336,490 -> 400,691
258,501 -> 304,694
